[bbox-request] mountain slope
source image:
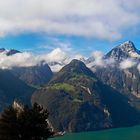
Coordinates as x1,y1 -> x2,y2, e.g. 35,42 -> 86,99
0,70 -> 34,111
11,63 -> 53,86
0,48 -> 53,86
88,41 -> 140,110
32,59 -> 140,132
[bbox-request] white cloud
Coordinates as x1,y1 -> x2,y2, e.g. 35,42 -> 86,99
0,52 -> 43,69
0,48 -> 85,72
0,48 -> 139,72
137,63 -> 140,73
91,51 -> 104,67
86,51 -> 115,68
0,0 -> 140,40
43,48 -> 67,62
38,38 -> 72,52
43,48 -> 86,71
120,59 -> 137,69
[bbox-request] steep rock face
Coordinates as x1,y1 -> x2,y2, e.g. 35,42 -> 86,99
32,60 -> 140,132
95,66 -> 140,109
95,67 -> 140,95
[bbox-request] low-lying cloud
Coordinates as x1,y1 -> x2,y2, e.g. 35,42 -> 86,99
91,51 -> 105,67
137,63 -> 140,73
119,59 -> 137,69
0,48 -> 83,72
0,52 -> 40,69
0,48 -> 140,72
86,51 -> 115,69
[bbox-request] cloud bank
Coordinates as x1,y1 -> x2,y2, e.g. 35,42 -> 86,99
0,48 -> 83,72
0,0 -> 140,40
0,52 -> 40,69
0,48 -> 140,72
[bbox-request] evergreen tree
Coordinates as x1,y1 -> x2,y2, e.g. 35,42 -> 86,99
0,102 -> 54,140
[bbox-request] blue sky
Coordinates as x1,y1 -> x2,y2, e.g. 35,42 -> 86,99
0,0 -> 140,57
0,32 -> 140,56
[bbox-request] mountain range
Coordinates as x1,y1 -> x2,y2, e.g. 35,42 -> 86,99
32,41 -> 140,132
90,41 -> 140,110
32,59 -> 140,132
0,49 -> 53,87
0,49 -> 53,111
1,41 -> 140,132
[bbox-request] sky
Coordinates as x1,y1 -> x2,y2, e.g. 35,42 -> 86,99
0,0 -> 140,57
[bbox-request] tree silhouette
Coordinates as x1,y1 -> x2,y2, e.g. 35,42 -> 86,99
0,101 -> 54,140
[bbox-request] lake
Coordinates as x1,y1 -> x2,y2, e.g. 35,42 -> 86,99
50,125 -> 140,140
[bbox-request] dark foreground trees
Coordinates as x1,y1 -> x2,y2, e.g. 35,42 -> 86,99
0,101 -> 54,140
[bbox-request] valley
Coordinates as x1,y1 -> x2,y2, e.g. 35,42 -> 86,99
0,41 -> 140,133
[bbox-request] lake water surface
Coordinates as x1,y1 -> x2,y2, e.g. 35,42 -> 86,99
50,125 -> 140,140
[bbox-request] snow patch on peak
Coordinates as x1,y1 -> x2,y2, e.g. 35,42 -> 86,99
118,41 -> 135,51
117,41 -> 140,58
120,40 -> 134,46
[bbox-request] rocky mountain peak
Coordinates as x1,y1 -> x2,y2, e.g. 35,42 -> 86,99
51,59 -> 95,83
117,41 -> 136,52
62,59 -> 93,75
0,48 -> 6,53
0,48 -> 21,56
105,41 -> 140,61
68,59 -> 86,67
6,49 -> 21,56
